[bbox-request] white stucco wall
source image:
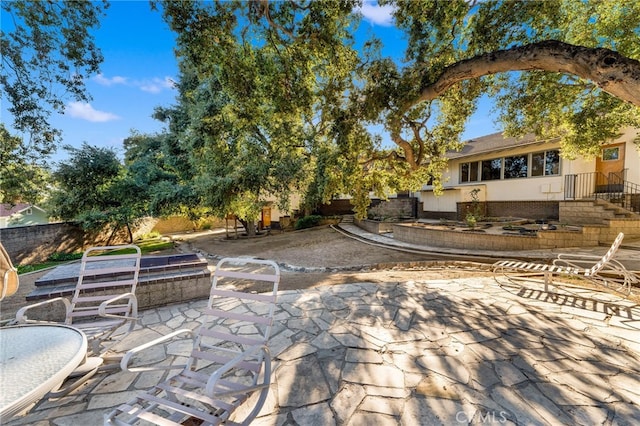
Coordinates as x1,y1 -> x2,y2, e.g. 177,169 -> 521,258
621,127 -> 640,184
419,189 -> 459,213
418,127 -> 640,213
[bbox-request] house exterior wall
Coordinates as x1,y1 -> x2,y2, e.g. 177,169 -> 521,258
2,207 -> 49,228
621,127 -> 640,183
417,128 -> 640,220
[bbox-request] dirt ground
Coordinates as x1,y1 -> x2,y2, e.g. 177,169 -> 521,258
1,226 -> 493,322
171,225 -> 493,292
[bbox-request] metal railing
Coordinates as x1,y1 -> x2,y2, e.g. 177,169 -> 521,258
564,170 -> 640,214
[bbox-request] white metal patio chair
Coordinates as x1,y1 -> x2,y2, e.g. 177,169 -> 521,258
104,257 -> 280,426
1,241 -> 19,302
16,244 -> 142,355
493,232 -> 636,295
15,245 -> 142,395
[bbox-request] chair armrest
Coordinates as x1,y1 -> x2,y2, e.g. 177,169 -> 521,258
15,297 -> 71,323
205,344 -> 269,398
555,253 -> 603,261
120,328 -> 194,372
553,255 -> 602,269
597,259 -> 639,280
98,292 -> 138,321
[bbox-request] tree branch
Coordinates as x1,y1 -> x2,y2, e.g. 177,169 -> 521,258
415,40 -> 640,108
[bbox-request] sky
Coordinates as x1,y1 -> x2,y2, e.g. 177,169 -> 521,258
3,0 -> 500,166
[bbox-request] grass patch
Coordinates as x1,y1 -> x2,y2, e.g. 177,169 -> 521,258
17,238 -> 175,275
18,262 -> 65,275
105,239 -> 174,255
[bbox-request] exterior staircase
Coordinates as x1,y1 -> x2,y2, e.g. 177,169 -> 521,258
565,171 -> 640,216
559,199 -> 638,226
340,214 -> 355,224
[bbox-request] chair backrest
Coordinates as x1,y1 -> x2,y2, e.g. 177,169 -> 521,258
67,245 -> 141,324
588,232 -> 624,276
187,257 -> 280,377
0,242 -> 19,301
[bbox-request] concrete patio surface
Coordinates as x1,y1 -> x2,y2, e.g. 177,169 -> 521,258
5,273 -> 640,425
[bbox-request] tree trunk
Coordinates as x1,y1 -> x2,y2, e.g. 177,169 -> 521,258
106,225 -> 118,246
239,219 -> 256,237
413,40 -> 640,108
126,223 -> 133,244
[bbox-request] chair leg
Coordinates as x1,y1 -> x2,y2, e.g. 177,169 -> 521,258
46,357 -> 103,398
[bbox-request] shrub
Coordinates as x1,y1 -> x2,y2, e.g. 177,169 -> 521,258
48,252 -> 83,262
295,215 -> 322,230
139,231 -> 162,240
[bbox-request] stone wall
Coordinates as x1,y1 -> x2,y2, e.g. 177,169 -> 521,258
559,200 -> 625,225
354,219 -> 396,234
151,216 -> 226,234
315,199 -> 356,216
368,198 -> 417,219
0,223 -> 85,265
392,222 -> 637,252
457,201 -> 559,221
1,218 -> 158,265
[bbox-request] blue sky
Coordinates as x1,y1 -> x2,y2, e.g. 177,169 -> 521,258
5,1 -> 499,165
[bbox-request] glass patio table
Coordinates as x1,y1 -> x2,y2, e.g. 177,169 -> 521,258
0,324 -> 87,420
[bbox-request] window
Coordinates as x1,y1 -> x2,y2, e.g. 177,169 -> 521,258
531,150 -> 560,177
458,149 -> 559,184
460,161 -> 479,183
25,208 -> 32,215
603,147 -> 619,161
545,150 -> 560,175
504,155 -> 528,179
481,158 -> 502,181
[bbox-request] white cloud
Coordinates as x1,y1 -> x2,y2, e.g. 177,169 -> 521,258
94,73 -> 128,86
358,1 -> 396,26
65,102 -> 120,122
139,77 -> 176,94
94,73 -> 175,94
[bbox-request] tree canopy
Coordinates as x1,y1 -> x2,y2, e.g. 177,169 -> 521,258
153,0 -> 640,218
4,0 -> 640,222
49,143 -> 143,243
379,0 -> 640,163
0,0 -> 108,158
156,0 -> 373,227
0,124 -> 49,204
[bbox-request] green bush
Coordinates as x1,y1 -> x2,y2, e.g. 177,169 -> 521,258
295,215 -> 322,230
48,252 -> 83,262
139,231 -> 162,239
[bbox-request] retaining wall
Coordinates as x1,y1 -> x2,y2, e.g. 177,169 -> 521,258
19,253 -> 212,322
392,222 -> 635,252
354,219 -> 396,234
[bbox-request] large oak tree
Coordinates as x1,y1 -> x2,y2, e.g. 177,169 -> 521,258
156,0 -> 640,217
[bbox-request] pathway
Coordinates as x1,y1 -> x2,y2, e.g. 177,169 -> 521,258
6,275 -> 640,425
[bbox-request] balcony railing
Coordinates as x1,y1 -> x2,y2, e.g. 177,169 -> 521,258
564,170 -> 640,214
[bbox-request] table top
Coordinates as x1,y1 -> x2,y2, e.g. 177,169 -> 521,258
0,324 -> 87,419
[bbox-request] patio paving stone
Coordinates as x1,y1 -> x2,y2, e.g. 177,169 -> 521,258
4,275 -> 640,425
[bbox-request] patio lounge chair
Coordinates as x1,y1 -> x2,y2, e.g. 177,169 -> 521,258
0,242 -> 19,301
104,257 -> 280,426
15,245 -> 142,395
16,244 -> 142,355
493,232 -> 636,295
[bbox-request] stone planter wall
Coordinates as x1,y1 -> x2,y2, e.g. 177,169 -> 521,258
391,222 -> 633,252
355,219 -> 396,234
21,253 -> 212,321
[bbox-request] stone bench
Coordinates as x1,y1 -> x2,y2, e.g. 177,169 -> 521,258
23,253 -> 212,321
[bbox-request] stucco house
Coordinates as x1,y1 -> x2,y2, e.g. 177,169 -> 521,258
415,127 -> 640,222
0,204 -> 49,228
